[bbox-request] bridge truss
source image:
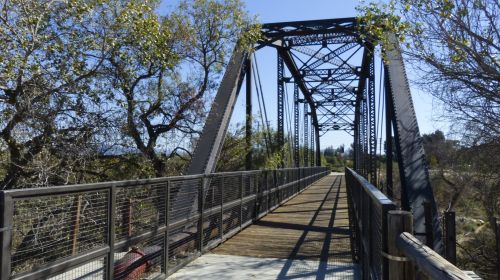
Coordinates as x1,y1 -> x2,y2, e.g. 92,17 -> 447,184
186,18 -> 443,253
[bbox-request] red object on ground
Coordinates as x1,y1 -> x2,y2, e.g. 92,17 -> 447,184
113,247 -> 149,280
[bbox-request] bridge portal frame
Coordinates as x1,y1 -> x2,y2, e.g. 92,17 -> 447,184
185,17 -> 443,253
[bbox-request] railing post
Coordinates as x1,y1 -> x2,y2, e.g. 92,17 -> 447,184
382,202 -> 396,280
198,177 -> 205,253
220,176 -> 224,241
387,210 -> 414,280
70,195 -> 83,256
273,169 -> 280,207
265,171 -> 269,212
240,173 -> 244,228
495,217 -> 500,280
0,193 -> 13,280
423,201 -> 434,248
164,180 -> 170,273
443,211 -> 456,264
105,186 -> 116,280
254,173 -> 259,218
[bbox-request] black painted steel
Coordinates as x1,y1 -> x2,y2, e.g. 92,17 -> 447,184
277,54 -> 285,168
384,66 -> 394,199
368,54 -> 377,184
0,167 -> 328,280
304,105 -> 309,167
346,168 -> 396,280
384,34 -> 443,253
186,48 -> 248,175
245,57 -> 253,170
294,84 -> 300,167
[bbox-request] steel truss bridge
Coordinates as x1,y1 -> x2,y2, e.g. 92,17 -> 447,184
0,18 -> 479,280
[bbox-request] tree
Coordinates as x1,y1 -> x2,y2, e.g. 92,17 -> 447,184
359,0 -> 499,145
0,0 -> 118,189
104,0 -> 260,177
0,0 -> 260,188
358,2 -> 499,277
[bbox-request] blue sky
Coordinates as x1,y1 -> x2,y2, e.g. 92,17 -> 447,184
159,0 -> 448,150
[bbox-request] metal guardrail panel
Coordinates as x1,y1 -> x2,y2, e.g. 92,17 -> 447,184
346,167 -> 396,280
0,167 -> 328,280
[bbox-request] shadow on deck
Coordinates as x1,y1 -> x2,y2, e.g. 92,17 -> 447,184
170,174 -> 359,279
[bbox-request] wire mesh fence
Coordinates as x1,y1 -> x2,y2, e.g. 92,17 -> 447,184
0,167 -> 328,280
345,167 -> 396,280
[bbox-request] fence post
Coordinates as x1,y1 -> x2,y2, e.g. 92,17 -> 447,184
443,211 -> 456,264
495,217 -> 500,280
254,173 -> 259,218
70,195 -> 83,256
273,169 -> 280,207
382,202 -> 397,280
105,186 -> 117,280
423,202 -> 434,248
240,173 -> 244,228
0,193 -> 13,280
198,177 -> 205,253
387,210 -> 414,280
220,176 -> 224,241
164,180 -> 170,274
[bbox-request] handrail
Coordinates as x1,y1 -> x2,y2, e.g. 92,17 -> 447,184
346,167 -> 477,280
345,167 -> 396,279
397,232 -> 474,280
0,167 -> 329,280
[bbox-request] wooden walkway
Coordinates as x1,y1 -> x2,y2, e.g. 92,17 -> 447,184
170,174 -> 358,279
213,174 -> 353,261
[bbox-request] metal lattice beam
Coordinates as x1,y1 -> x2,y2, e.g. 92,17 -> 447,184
385,33 -> 443,253
277,53 -> 285,168
304,105 -> 309,167
368,53 -> 377,184
294,84 -> 300,167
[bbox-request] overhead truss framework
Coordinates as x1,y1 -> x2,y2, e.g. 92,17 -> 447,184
260,18 -> 362,143
186,17 -> 443,253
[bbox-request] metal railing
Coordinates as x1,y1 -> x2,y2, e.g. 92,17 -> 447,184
0,167 -> 329,280
346,167 -> 478,280
346,167 -> 396,280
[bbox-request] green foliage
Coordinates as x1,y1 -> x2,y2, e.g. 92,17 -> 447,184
422,130 -> 499,278
356,0 -> 410,49
0,0 -> 260,186
322,145 -> 346,172
357,0 -> 499,146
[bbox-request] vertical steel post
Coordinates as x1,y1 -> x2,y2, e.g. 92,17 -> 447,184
164,181 -> 170,273
240,173 -> 244,228
354,98 -> 360,172
277,53 -> 285,168
423,201 -> 434,248
362,93 -> 369,178
443,211 -> 456,264
314,124 -> 321,167
198,177 -> 205,253
0,193 -> 13,280
495,217 -> 500,280
220,177 -> 224,241
368,53 -> 377,184
294,83 -> 300,167
384,66 -> 394,199
310,123 -> 315,166
245,58 -> 253,170
105,186 -> 116,280
304,106 -> 309,167
265,171 -> 270,213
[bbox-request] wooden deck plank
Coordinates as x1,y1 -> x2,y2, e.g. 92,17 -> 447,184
211,174 -> 354,263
